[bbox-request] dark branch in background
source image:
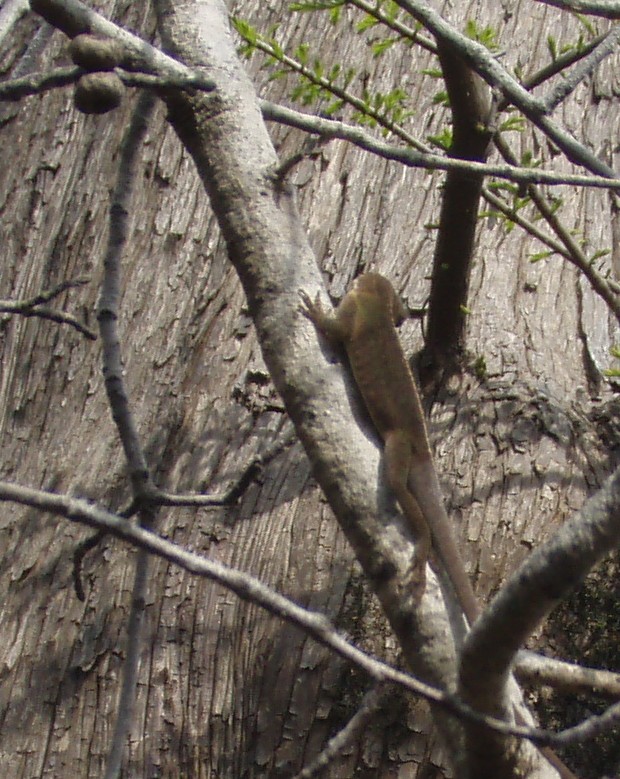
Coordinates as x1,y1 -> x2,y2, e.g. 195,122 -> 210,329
0,278 -> 96,339
421,43 -> 492,382
2,478 -> 620,751
72,529 -> 105,601
533,0 -> 620,18
459,460 -> 620,777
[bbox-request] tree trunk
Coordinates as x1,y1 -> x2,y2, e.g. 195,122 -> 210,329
0,1 -> 618,777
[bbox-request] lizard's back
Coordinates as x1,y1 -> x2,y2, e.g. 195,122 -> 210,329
343,274 -> 430,456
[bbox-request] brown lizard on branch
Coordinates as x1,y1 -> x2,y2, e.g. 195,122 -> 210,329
300,272 -> 578,779
300,272 -> 477,616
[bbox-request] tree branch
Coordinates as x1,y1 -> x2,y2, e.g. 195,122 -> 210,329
540,25 -> 620,112
459,461 -> 620,774
260,100 -> 620,190
0,278 -> 96,339
533,0 -> 620,18
1,478 -> 620,752
393,0 -> 618,179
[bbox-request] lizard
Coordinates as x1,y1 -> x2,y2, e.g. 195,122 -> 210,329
300,272 -> 579,779
299,272 -> 478,618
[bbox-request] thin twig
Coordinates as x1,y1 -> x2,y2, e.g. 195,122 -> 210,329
541,26 -> 620,112
519,32 -> 610,94
99,90 -> 157,779
533,0 -> 620,18
294,684 -> 391,778
261,100 -> 620,190
0,278 -> 96,339
0,66 -> 216,102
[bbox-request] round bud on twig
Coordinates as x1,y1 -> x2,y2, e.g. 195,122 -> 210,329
74,72 -> 125,115
69,34 -> 122,72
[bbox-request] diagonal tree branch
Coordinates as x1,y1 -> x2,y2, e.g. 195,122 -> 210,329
392,0 -> 618,179
533,0 -> 620,18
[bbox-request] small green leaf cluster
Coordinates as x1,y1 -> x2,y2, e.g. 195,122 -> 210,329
464,19 -> 500,52
232,10 -> 415,135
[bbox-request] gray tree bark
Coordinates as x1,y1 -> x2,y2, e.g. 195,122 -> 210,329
0,1 -> 618,777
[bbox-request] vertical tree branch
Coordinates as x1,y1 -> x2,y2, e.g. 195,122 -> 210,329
98,90 -> 157,779
422,43 -> 492,380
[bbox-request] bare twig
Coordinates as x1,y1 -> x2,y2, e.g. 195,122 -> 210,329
2,477 -> 620,749
0,278 -> 96,339
97,90 -> 157,779
533,0 -> 620,18
158,431 -> 297,507
261,100 -> 620,190
294,684 -> 392,778
541,26 -> 620,112
0,66 -> 215,102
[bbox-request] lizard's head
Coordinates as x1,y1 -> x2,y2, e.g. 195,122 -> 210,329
353,273 -> 407,327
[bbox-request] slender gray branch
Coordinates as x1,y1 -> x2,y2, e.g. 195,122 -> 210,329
533,0 -> 620,18
97,91 -> 156,779
97,93 -> 156,497
261,100 -> 620,190
541,26 -> 620,112
0,65 -> 214,101
0,278 -> 96,338
1,478 -> 620,750
293,684 -> 391,778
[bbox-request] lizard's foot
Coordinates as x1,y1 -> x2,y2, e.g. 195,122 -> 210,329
298,289 -> 324,323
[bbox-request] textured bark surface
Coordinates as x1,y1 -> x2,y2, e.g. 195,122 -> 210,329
0,1 -> 618,777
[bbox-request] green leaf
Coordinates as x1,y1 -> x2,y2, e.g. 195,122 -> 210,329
465,19 -> 499,51
357,14 -> 378,32
422,68 -> 443,79
432,89 -> 450,106
499,115 -> 525,133
427,128 -> 452,150
529,251 -> 553,263
372,38 -> 398,57
589,248 -> 611,262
